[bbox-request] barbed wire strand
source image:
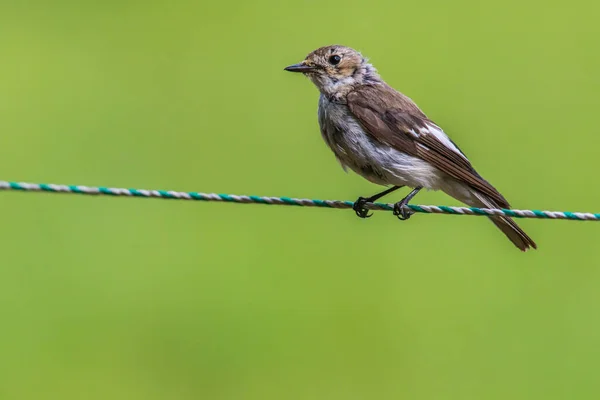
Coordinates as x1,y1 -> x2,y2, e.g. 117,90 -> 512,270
0,181 -> 597,221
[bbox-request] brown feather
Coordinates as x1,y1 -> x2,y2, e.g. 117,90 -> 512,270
347,84 -> 510,208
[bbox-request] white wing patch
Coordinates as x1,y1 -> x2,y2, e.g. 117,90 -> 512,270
419,123 -> 468,160
408,128 -> 420,138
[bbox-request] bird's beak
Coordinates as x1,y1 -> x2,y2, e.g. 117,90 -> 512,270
284,62 -> 316,73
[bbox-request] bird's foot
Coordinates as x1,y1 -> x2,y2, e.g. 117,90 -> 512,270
353,197 -> 373,218
393,201 -> 414,221
392,187 -> 421,221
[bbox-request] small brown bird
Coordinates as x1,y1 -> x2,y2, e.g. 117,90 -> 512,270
285,45 -> 536,251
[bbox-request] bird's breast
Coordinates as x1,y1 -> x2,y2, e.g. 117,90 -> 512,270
317,96 -> 390,184
316,94 -> 444,188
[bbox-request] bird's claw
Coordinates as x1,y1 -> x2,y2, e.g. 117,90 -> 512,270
353,197 -> 373,218
393,202 -> 414,221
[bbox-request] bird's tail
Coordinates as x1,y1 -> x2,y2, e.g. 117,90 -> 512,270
476,194 -> 537,252
441,181 -> 537,251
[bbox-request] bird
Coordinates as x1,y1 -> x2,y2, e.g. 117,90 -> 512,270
284,45 -> 536,251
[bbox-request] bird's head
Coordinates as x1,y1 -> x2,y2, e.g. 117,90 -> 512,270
284,45 -> 380,99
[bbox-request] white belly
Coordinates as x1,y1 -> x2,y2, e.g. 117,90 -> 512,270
318,95 -> 446,190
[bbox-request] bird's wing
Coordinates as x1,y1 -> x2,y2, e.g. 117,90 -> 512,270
347,84 -> 509,208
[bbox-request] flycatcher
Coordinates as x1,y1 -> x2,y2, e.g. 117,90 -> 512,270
285,45 -> 536,251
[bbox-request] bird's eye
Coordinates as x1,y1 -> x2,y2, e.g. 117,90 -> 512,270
329,55 -> 341,65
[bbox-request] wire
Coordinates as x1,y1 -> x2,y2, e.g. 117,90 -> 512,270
0,180 -> 596,221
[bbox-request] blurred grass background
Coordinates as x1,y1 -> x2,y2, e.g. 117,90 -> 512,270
0,0 -> 599,398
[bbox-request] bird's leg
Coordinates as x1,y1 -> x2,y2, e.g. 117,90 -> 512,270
353,186 -> 403,218
393,187 -> 422,220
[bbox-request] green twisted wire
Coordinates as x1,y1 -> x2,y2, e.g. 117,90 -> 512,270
1,180 -> 597,221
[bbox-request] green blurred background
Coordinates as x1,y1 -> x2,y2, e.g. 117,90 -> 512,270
0,1 -> 599,398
